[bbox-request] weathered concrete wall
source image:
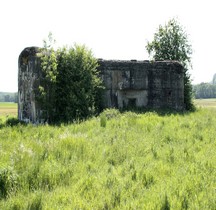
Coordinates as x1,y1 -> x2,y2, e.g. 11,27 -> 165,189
98,59 -> 184,110
18,47 -> 42,123
18,47 -> 184,123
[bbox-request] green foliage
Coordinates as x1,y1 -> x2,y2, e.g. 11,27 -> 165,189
100,108 -> 120,119
38,34 -> 103,123
55,45 -> 103,122
27,192 -> 42,210
146,19 -> 192,65
0,167 -> 18,199
146,18 -> 194,110
40,32 -> 58,82
100,114 -> 107,127
184,73 -> 195,110
5,117 -> 20,127
37,32 -> 58,122
0,109 -> 216,209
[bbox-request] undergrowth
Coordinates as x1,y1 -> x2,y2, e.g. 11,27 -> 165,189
0,108 -> 215,209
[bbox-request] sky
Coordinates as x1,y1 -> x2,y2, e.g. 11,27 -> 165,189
0,0 -> 216,92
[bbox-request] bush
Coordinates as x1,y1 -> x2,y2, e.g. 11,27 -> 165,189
5,117 -> 20,127
54,45 -> 103,122
38,41 -> 104,123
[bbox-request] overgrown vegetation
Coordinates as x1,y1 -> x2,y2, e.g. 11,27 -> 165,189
0,108 -> 215,209
37,33 -> 103,123
146,18 -> 194,111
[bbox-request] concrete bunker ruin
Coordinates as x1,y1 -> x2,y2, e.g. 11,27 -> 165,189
98,59 -> 184,110
18,47 -> 184,123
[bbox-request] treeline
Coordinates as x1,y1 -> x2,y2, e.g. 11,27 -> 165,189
193,83 -> 216,99
0,92 -> 18,102
193,72 -> 216,98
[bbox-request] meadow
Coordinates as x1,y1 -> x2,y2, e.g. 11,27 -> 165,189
0,102 -> 17,117
0,103 -> 215,209
194,98 -> 216,108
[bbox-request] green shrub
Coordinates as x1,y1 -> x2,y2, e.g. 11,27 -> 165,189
54,45 -> 103,122
5,117 -> 20,127
38,38 -> 104,123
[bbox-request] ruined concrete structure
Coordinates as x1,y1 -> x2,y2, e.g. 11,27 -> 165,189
18,47 -> 41,123
98,59 -> 184,110
18,47 -> 184,123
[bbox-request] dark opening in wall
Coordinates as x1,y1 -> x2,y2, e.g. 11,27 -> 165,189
127,98 -> 136,108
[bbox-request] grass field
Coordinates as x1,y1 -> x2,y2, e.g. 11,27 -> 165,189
0,108 -> 215,209
194,98 -> 216,108
0,99 -> 216,117
0,102 -> 17,117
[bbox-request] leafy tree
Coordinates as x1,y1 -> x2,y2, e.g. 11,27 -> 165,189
55,45 -> 103,122
38,34 -> 103,123
146,18 -> 194,110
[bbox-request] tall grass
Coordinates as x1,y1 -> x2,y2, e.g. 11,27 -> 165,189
0,108 -> 215,209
